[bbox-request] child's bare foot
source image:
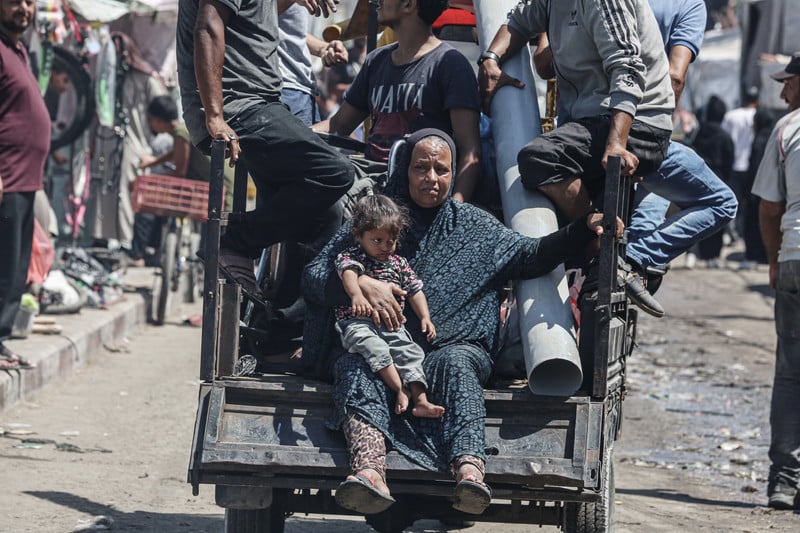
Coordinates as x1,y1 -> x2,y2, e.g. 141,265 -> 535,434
411,400 -> 445,418
395,389 -> 409,414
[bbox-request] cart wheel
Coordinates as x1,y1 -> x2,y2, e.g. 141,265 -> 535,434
364,500 -> 416,533
223,489 -> 288,533
563,445 -> 615,533
155,229 -> 177,325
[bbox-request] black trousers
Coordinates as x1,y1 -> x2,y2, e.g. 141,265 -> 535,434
0,191 -> 35,340
220,101 -> 354,258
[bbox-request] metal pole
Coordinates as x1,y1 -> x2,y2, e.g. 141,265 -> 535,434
200,140 -> 226,381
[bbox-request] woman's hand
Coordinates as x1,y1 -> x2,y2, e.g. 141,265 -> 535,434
587,212 -> 624,238
358,276 -> 406,331
420,318 -> 437,342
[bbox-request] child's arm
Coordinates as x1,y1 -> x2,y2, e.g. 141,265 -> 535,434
407,290 -> 436,342
138,150 -> 174,170
341,269 -> 373,317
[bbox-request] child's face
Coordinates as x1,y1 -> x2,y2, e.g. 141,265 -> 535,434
356,228 -> 398,262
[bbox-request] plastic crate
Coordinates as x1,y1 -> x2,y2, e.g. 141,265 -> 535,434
131,174 -> 219,221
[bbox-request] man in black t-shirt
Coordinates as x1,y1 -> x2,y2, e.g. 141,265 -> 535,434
313,0 -> 482,203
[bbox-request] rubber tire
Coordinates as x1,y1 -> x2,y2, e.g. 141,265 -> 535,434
563,446 -> 615,533
185,226 -> 202,303
155,229 -> 177,325
223,490 -> 287,533
50,46 -> 95,150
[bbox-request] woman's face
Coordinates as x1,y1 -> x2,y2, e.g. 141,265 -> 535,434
407,140 -> 453,209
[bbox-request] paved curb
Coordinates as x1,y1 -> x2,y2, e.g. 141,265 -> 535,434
0,269 -> 161,414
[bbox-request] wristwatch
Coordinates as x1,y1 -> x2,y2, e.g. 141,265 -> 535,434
477,50 -> 501,67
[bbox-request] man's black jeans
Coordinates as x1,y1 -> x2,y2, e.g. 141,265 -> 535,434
0,191 -> 35,340
220,101 -> 354,258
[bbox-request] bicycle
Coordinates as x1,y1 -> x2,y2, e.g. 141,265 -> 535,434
131,174 -> 213,325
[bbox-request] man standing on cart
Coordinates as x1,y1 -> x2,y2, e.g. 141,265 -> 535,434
176,0 -> 354,294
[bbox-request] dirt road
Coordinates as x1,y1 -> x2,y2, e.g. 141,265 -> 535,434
1,262 -> 798,532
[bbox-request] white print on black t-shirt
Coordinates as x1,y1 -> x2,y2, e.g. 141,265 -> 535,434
370,83 -> 424,113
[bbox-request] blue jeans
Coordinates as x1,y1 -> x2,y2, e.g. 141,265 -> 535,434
626,142 -> 738,270
281,87 -> 320,127
770,260 -> 800,487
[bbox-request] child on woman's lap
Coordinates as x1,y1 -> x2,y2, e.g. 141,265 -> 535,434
334,194 -> 444,418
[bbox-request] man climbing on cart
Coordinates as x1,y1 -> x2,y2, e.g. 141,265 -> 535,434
176,0 -> 354,296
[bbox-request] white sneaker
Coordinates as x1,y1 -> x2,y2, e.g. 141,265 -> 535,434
684,252 -> 697,269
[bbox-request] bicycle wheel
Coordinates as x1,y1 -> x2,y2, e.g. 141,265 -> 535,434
184,223 -> 202,304
155,228 -> 178,325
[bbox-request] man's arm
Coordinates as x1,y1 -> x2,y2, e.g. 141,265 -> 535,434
194,0 -> 241,162
279,0 -> 339,17
667,44 -> 694,104
306,33 -> 348,67
585,2 -> 646,174
477,24 -> 528,114
312,101 -> 368,136
532,33 -> 555,80
759,199 -> 785,289
171,136 -> 192,177
450,108 -> 481,203
603,110 -> 639,175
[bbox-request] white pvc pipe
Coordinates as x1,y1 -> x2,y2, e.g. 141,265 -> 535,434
474,0 -> 583,396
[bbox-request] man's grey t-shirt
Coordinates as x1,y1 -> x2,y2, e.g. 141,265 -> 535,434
278,4 -> 315,95
177,0 -> 282,145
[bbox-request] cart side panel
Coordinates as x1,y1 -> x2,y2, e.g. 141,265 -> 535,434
191,377 -> 603,490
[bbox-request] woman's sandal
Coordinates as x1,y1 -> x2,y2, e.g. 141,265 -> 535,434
335,472 -> 395,515
452,474 -> 492,515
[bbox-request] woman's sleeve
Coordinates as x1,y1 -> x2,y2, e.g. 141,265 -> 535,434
303,223 -> 355,307
494,214 -> 598,281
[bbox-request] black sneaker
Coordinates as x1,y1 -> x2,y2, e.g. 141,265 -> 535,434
620,269 -> 665,318
768,479 -> 798,510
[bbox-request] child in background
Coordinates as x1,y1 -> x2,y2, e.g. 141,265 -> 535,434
334,194 -> 444,418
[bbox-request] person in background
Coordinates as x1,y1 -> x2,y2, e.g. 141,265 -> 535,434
0,0 -> 50,369
86,32 -> 167,258
278,2 -> 348,126
751,51 -> 800,512
132,95 -> 237,267
692,95 -> 735,268
741,108 -> 776,269
139,95 -> 235,200
722,85 -> 759,240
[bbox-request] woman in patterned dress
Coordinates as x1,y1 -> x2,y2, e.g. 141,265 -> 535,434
302,128 -> 615,515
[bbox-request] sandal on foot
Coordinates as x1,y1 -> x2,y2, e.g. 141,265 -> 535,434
452,476 -> 491,515
0,357 -> 20,370
0,345 -> 36,369
335,473 -> 395,515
